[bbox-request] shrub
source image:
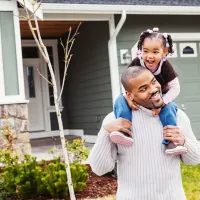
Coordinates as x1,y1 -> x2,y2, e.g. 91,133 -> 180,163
0,138 -> 89,199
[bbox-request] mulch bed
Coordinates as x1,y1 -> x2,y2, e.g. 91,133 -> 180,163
7,166 -> 118,200
75,166 -> 117,200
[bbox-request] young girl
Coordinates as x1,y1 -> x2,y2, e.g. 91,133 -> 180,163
110,27 -> 187,156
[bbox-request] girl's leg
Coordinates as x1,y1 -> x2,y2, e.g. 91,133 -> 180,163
159,102 -> 177,145
110,94 -> 133,146
159,102 -> 187,155
114,94 -> 132,122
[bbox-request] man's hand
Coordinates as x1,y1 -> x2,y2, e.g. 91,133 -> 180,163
163,125 -> 185,145
103,118 -> 132,137
124,95 -> 140,110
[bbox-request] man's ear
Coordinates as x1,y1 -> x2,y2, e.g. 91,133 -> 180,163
126,91 -> 134,101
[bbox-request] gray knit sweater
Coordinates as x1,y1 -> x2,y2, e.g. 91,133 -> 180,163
88,108 -> 200,200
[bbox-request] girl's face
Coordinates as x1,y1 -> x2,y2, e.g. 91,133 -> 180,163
142,37 -> 168,71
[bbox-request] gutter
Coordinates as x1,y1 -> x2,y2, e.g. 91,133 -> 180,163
42,4 -> 200,15
108,10 -> 126,104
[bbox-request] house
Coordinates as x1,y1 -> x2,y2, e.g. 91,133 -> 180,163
0,0 -> 200,155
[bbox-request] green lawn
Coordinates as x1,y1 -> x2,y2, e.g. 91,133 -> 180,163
181,164 -> 200,200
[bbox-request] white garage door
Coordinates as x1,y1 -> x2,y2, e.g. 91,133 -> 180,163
168,42 -> 200,139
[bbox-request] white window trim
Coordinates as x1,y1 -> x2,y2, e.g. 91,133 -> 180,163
0,25 -> 5,99
0,0 -> 27,105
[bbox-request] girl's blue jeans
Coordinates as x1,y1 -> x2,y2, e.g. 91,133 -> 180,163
114,94 -> 177,145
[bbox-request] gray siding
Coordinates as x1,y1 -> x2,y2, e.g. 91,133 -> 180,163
43,0 -> 200,6
61,21 -> 112,135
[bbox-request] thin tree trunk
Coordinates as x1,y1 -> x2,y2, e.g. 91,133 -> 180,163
21,1 -> 77,199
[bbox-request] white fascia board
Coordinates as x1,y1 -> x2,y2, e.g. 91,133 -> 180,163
17,0 -> 43,20
42,3 -> 200,15
170,33 -> 200,41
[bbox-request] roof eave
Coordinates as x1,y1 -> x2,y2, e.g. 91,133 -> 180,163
42,3 -> 200,15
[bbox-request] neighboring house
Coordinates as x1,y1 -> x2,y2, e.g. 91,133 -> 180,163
0,0 -> 200,154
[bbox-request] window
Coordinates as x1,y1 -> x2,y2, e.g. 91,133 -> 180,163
0,11 -> 19,95
180,43 -> 197,57
22,47 -> 39,58
0,0 -> 26,104
26,66 -> 36,98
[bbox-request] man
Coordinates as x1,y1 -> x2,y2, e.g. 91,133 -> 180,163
88,66 -> 200,200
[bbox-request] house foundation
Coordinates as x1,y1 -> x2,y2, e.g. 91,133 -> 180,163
0,103 -> 31,156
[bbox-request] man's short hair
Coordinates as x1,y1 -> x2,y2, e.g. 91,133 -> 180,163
121,66 -> 147,92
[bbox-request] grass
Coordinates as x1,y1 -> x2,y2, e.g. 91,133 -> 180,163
83,196 -> 115,200
83,164 -> 200,200
181,163 -> 200,200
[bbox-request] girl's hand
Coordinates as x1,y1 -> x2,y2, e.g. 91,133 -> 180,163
124,95 -> 140,110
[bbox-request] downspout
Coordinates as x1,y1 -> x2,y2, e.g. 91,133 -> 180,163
108,10 -> 126,105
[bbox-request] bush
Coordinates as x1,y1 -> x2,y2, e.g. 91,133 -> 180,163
0,139 -> 89,199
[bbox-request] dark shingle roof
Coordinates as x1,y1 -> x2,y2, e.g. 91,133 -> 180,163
42,0 -> 200,6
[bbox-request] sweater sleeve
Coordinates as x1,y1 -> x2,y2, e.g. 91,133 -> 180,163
162,77 -> 180,104
88,112 -> 118,176
177,110 -> 200,165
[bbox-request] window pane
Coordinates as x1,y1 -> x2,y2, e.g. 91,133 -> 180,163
22,47 -> 39,58
50,112 -> 59,131
0,11 -> 19,95
46,46 -> 55,106
26,66 -> 36,98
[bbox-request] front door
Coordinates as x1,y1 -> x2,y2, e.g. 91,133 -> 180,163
23,59 -> 45,132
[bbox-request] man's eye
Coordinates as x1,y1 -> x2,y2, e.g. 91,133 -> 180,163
140,88 -> 146,92
152,80 -> 157,84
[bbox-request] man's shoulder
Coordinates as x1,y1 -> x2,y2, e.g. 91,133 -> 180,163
102,112 -> 116,126
177,109 -> 190,125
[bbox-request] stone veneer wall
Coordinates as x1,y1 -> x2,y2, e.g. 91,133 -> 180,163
0,103 -> 31,157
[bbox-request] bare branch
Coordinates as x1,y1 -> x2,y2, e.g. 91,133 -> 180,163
60,38 -> 65,52
14,14 -> 28,20
58,23 -> 81,102
28,2 -> 42,21
68,22 -> 81,44
37,69 -> 53,86
65,26 -> 72,54
22,0 -> 48,62
58,54 -> 72,101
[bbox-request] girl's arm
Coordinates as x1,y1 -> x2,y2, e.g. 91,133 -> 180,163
162,77 -> 180,105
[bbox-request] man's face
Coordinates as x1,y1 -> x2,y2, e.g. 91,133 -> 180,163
126,69 -> 163,109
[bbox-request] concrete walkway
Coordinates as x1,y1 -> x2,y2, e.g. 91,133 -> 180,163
31,136 -> 94,161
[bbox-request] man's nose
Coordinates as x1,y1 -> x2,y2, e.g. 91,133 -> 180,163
149,85 -> 157,94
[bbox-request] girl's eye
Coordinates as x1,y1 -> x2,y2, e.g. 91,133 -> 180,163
154,51 -> 159,54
